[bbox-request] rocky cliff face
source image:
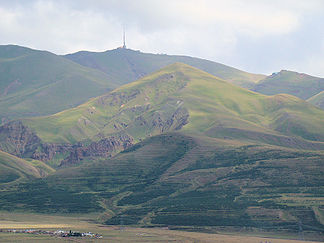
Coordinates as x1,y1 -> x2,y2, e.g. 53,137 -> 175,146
0,121 -> 41,157
97,89 -> 140,107
32,143 -> 73,161
0,121 -> 134,167
60,134 -> 134,166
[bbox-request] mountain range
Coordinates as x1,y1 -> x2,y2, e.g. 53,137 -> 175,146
65,48 -> 324,110
0,45 -> 324,237
0,45 -> 266,123
64,47 -> 265,88
1,45 -> 323,124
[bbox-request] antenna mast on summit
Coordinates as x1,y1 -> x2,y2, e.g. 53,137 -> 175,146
123,26 -> 126,49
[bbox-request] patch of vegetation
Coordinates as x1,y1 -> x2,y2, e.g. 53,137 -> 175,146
0,180 -> 101,213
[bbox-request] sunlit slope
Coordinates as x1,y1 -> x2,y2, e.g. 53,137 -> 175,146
23,63 -> 324,146
308,91 -> 324,109
0,45 -> 117,121
0,150 -> 54,185
253,70 -> 324,100
65,48 -> 265,88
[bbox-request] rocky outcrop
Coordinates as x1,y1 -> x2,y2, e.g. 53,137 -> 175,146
0,121 -> 74,161
97,89 -> 140,107
151,106 -> 189,133
165,106 -> 189,131
60,133 -> 134,166
32,143 -> 74,161
0,121 -> 134,167
0,121 -> 41,157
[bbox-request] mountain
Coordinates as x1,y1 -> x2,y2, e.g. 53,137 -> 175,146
1,63 -> 323,167
21,63 -> 324,144
253,70 -> 324,100
64,47 -> 265,89
0,63 -> 324,235
0,45 -> 119,122
308,91 -> 324,109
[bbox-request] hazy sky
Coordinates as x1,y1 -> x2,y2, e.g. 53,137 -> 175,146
1,0 -> 324,76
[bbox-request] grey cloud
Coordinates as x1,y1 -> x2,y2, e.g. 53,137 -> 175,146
0,0 -> 324,76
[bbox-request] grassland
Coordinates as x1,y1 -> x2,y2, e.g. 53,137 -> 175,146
0,212 -> 322,242
0,45 -> 117,122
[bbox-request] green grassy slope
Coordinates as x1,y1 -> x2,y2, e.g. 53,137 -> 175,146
22,63 -> 324,147
308,91 -> 324,109
1,64 -> 324,233
0,45 -> 118,122
253,70 -> 324,100
0,150 -> 54,185
1,133 -> 323,234
64,48 -> 265,89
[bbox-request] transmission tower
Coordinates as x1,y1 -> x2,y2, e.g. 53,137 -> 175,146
122,26 -> 126,49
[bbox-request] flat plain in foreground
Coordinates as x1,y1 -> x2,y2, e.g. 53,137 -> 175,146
0,212 -> 322,243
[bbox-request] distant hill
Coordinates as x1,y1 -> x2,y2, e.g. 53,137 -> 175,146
308,90 -> 324,109
253,70 -> 324,100
0,45 -> 118,122
64,47 -> 265,89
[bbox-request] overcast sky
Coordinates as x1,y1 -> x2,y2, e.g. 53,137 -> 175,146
1,0 -> 324,76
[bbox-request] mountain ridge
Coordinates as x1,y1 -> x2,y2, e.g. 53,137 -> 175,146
64,47 -> 266,88
253,70 -> 324,100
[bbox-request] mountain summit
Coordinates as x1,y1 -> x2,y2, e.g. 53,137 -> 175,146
64,48 -> 265,88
